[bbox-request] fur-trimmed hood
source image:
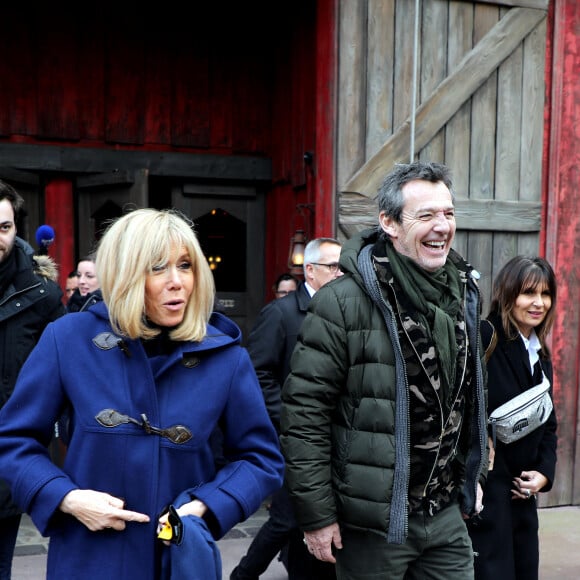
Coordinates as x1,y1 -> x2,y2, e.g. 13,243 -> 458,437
32,254 -> 59,283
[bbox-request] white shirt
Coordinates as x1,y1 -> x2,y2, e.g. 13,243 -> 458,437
305,282 -> 316,297
520,329 -> 541,373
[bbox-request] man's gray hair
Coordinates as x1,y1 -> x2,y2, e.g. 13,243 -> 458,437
303,237 -> 342,273
376,161 -> 454,225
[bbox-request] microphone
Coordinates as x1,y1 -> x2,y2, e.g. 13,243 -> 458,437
35,225 -> 55,255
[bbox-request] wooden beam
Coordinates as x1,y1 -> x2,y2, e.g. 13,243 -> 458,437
314,0 -> 337,238
339,194 -> 541,232
0,143 -> 272,182
344,7 -> 546,197
453,198 -> 541,231
474,0 -> 548,9
0,167 -> 40,186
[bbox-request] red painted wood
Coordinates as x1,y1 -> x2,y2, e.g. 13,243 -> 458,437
104,19 -> 146,145
37,12 -> 80,140
0,4 -> 321,306
210,51 -> 233,150
172,41 -> 211,148
543,0 -> 580,505
314,0 -> 337,238
44,179 -> 75,299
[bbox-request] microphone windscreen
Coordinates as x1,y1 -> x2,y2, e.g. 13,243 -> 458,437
35,224 -> 55,247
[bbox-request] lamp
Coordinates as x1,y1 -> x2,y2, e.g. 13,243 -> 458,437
288,229 -> 307,271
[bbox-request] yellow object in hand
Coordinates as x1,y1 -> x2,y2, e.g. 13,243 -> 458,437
157,521 -> 173,541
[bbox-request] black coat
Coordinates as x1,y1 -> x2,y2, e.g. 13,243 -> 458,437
484,312 -> 557,485
246,282 -> 311,432
469,312 -> 558,580
66,287 -> 103,312
0,241 -> 66,517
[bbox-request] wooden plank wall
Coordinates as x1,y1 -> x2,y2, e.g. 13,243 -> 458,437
335,0 -> 565,506
0,2 -> 319,296
0,4 -> 275,154
337,0 -> 547,311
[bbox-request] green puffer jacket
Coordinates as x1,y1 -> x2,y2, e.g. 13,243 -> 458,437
280,228 -> 488,544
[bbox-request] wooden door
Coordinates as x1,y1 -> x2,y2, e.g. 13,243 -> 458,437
336,0 -> 547,308
172,183 -> 265,342
333,1 -> 561,503
76,169 -> 149,258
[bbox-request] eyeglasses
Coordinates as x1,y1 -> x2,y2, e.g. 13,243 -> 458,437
310,262 -> 340,274
275,290 -> 294,296
95,409 -> 192,444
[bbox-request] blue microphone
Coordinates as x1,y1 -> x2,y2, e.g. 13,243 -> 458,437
35,225 -> 55,255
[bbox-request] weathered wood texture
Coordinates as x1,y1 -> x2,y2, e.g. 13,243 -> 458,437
543,0 -> 580,508
0,4 -> 316,191
336,0 -> 568,507
337,1 -> 546,311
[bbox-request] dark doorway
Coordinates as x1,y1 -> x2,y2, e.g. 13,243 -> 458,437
195,208 -> 246,291
172,183 -> 265,342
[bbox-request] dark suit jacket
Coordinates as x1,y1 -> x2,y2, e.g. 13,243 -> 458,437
246,282 -> 311,432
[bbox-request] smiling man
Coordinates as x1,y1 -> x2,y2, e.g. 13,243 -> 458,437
280,161 -> 489,580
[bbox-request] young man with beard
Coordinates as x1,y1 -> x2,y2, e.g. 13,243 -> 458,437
0,180 -> 65,579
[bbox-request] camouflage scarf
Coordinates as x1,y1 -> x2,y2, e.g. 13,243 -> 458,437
384,241 -> 462,394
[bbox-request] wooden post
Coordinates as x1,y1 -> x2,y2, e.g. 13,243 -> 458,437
543,0 -> 580,506
44,179 -> 75,298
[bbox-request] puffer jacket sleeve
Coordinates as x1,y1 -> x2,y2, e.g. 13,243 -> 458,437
280,288 -> 347,531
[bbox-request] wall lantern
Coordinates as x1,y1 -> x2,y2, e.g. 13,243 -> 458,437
288,229 -> 307,271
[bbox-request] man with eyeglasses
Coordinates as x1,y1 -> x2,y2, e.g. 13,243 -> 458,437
280,162 -> 488,580
231,237 -> 342,580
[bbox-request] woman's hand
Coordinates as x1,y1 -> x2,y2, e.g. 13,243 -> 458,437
157,499 -> 208,545
175,498 -> 208,518
512,470 -> 548,500
59,489 -> 150,531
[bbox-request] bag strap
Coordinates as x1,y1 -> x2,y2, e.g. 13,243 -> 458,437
481,319 -> 498,449
481,319 -> 498,363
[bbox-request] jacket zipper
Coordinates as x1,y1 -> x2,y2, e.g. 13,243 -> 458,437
0,280 -> 42,307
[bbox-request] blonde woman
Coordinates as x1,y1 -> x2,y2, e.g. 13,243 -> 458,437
0,208 -> 283,580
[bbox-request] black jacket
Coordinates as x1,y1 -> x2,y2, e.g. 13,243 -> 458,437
66,288 -> 103,313
0,239 -> 66,517
246,282 -> 311,432
485,312 -> 557,486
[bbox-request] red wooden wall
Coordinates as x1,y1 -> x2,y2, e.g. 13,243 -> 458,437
0,2 -> 321,297
543,0 -> 580,505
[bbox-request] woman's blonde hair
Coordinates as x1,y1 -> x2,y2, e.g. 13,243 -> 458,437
96,208 -> 215,341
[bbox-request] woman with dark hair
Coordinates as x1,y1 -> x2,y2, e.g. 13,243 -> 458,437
66,254 -> 102,312
468,255 -> 558,580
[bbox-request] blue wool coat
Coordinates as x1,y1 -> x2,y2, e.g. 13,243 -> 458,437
0,302 -> 284,580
